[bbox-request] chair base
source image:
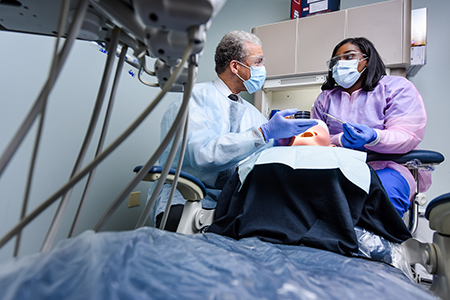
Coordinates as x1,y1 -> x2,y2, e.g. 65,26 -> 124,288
176,200 -> 214,235
403,193 -> 450,300
429,232 -> 450,300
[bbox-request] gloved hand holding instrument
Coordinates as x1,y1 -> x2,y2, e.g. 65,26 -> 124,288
324,112 -> 376,150
341,122 -> 377,150
260,109 -> 318,141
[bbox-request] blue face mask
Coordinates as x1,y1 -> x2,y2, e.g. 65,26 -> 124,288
236,61 -> 266,94
332,59 -> 366,89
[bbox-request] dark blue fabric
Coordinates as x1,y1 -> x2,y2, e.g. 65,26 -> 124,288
376,168 -> 411,217
207,164 -> 411,255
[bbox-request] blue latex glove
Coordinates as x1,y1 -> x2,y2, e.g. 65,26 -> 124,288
260,109 -> 318,141
341,122 -> 377,150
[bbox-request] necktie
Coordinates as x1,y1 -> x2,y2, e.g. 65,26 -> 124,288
228,94 -> 240,132
228,94 -> 238,101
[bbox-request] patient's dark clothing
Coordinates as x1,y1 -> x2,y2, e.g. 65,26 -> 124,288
206,164 -> 412,255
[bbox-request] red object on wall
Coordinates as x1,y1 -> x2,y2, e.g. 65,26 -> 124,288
291,0 -> 340,19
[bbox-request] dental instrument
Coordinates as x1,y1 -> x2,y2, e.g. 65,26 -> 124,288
324,112 -> 345,124
324,112 -> 362,133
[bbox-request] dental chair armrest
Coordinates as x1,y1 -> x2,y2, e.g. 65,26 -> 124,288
366,149 -> 445,166
133,165 -> 206,201
367,150 -> 445,235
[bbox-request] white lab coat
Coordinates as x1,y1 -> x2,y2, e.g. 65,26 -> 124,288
149,78 -> 269,221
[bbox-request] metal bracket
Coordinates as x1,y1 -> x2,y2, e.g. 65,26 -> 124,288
402,238 -> 437,274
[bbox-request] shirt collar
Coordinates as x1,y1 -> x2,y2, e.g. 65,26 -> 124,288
214,77 -> 242,103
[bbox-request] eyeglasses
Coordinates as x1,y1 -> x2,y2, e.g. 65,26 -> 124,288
326,51 -> 367,70
247,55 -> 265,67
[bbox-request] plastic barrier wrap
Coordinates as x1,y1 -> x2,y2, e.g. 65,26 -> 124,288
354,226 -> 414,280
0,227 -> 437,300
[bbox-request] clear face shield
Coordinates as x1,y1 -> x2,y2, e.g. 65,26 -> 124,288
246,55 -> 265,68
326,51 -> 367,71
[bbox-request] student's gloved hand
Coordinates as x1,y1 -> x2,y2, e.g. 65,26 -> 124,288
341,122 -> 377,150
260,109 -> 318,141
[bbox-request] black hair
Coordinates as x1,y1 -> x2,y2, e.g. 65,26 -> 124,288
321,37 -> 386,91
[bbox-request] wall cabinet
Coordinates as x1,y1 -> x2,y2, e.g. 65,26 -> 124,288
252,0 -> 411,116
346,0 -> 410,69
252,19 -> 297,78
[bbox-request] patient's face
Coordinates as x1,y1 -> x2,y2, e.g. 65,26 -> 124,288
289,122 -> 332,147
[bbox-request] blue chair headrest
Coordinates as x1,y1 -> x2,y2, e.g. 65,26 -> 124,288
133,165 -> 206,195
425,192 -> 450,220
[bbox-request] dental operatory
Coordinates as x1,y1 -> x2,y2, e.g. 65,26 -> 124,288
1,0 -> 450,299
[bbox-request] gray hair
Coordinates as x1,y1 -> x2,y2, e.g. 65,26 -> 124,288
214,30 -> 262,74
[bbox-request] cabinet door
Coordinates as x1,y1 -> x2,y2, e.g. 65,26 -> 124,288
346,0 -> 410,68
253,19 -> 297,78
297,10 -> 346,75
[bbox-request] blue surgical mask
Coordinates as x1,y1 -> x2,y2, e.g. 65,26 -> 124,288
332,59 -> 366,89
236,61 -> 266,94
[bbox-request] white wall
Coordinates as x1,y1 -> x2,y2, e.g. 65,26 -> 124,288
408,0 -> 450,201
1,0 -> 449,264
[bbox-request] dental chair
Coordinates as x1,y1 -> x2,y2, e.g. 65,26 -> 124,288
135,148 -> 449,299
136,149 -> 444,235
401,192 -> 450,300
133,165 -> 214,233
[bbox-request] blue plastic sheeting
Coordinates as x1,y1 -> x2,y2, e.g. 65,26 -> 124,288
0,227 -> 438,300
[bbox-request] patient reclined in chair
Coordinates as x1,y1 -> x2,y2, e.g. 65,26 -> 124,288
206,120 -> 412,256
160,120 -> 417,254
206,148 -> 412,256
